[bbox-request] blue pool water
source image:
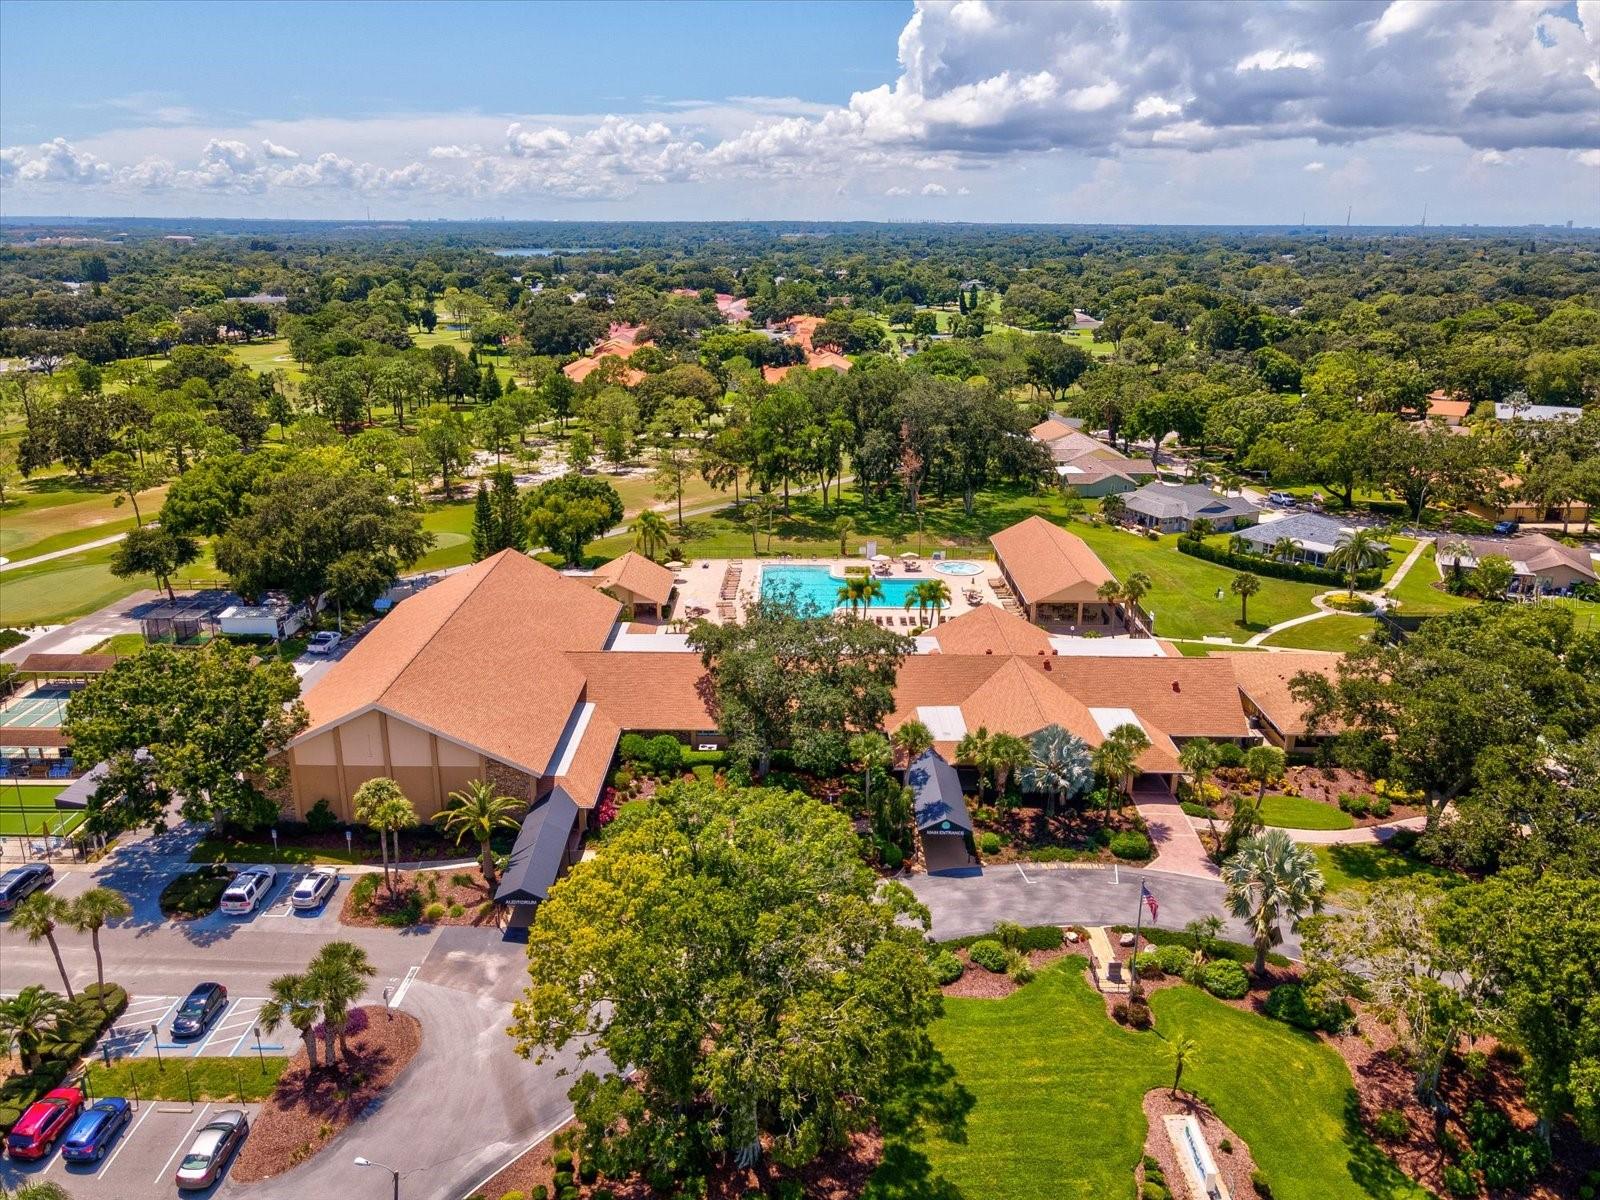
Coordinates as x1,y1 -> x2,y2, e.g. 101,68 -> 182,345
761,565 -> 941,612
934,560 -> 984,576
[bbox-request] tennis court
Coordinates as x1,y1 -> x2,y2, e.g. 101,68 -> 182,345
0,684 -> 78,730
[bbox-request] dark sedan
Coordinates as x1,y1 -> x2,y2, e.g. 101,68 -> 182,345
61,1096 -> 133,1163
171,982 -> 228,1040
0,862 -> 54,911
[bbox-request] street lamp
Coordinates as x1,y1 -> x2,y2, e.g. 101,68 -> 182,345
354,1155 -> 400,1200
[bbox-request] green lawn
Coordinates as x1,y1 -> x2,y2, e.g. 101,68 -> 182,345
1172,641 -> 1264,656
1072,522 -> 1326,642
87,633 -> 148,656
0,785 -> 81,837
1387,547 -> 1479,617
1258,794 -> 1355,831
0,473 -> 166,562
1261,616 -> 1378,654
1313,843 -> 1463,895
87,1056 -> 290,1103
904,958 -> 1426,1200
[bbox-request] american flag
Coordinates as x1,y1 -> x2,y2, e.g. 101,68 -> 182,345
1141,883 -> 1159,922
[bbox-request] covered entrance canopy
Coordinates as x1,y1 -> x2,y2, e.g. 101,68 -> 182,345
495,789 -> 580,934
908,749 -> 971,836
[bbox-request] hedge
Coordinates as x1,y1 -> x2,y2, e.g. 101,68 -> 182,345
1177,537 -> 1382,589
1112,925 -> 1291,968
0,984 -> 127,1133
939,923 -> 1069,951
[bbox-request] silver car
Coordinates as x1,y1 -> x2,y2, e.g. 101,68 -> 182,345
175,1108 -> 248,1190
290,866 -> 339,910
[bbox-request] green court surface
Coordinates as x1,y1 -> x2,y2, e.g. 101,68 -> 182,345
0,686 -> 76,730
0,784 -> 82,838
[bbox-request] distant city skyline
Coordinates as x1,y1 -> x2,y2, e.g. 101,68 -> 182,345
2,0 -> 1598,225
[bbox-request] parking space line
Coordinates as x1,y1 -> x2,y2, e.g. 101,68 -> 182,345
191,1004 -> 236,1055
155,1104 -> 212,1183
100,1098 -> 158,1176
389,965 -> 420,1010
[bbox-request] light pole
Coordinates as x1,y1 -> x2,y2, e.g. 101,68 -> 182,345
354,1155 -> 400,1200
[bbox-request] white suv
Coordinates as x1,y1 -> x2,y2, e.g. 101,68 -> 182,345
219,865 -> 278,915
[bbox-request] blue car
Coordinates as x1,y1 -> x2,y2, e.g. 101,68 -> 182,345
61,1097 -> 132,1163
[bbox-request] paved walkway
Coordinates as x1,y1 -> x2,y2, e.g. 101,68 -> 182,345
1379,536 -> 1432,595
0,530 -> 132,574
1133,788 -> 1217,878
1285,815 -> 1427,845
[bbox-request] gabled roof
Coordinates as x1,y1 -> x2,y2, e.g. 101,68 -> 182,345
1030,415 -> 1082,441
1446,532 -> 1596,582
923,605 -> 1053,657
296,551 -> 620,776
1123,483 -> 1260,522
494,789 -> 579,906
989,515 -> 1115,605
908,750 -> 971,834
1231,652 -> 1342,738
588,551 -> 676,606
1238,513 -> 1376,556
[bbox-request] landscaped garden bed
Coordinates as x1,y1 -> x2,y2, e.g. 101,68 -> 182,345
1141,1090 -> 1262,1200
338,868 -> 500,928
1188,764 -> 1426,834
969,799 -> 1153,865
232,1005 -> 422,1182
190,822 -> 515,866
159,864 -> 233,918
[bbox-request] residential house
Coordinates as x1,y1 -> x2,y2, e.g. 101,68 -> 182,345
1424,390 -> 1473,426
562,322 -> 652,385
1122,483 -> 1261,534
1435,532 -> 1596,594
1028,419 -> 1158,497
1234,513 -> 1385,568
1465,476 -> 1592,527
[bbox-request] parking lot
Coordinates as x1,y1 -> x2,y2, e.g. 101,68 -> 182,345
96,992 -> 290,1063
0,1099 -> 259,1199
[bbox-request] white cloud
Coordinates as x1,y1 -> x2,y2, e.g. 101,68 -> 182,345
16,138 -> 112,184
1575,149 -> 1600,167
260,139 -> 300,160
429,144 -> 473,159
1236,49 -> 1322,72
1476,149 -> 1510,166
1304,161 -> 1326,172
885,185 -> 911,196
921,182 -> 948,195
1368,0 -> 1440,45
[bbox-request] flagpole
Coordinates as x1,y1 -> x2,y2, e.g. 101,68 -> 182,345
1132,875 -> 1145,989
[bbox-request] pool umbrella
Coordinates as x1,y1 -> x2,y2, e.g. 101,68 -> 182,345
665,560 -> 685,570
901,551 -> 920,559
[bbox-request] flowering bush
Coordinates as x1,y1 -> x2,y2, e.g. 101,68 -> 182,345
595,789 -> 620,827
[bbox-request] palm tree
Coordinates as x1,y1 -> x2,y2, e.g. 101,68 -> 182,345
309,941 -> 377,1064
833,514 -> 855,556
1440,537 -> 1472,586
956,726 -> 995,798
1231,571 -> 1261,626
1270,537 -> 1301,564
1017,724 -> 1093,816
837,572 -> 884,615
1,1180 -> 74,1200
1170,1035 -> 1199,1097
0,985 -> 71,1071
987,733 -> 1031,805
1221,829 -> 1326,975
891,720 -> 934,768
634,510 -> 670,561
437,779 -> 524,886
12,893 -> 74,999
259,971 -> 323,1070
1120,570 -> 1153,634
1328,528 -> 1386,597
1092,723 -> 1151,823
66,887 -> 131,1004
1178,738 -> 1221,848
1096,578 -> 1123,624
1228,533 -> 1250,556
1243,744 -> 1287,809
909,578 -> 951,626
849,731 -> 894,822
353,777 -> 418,896
1101,493 -> 1127,525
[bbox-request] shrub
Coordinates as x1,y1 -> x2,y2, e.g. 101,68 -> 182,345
530,1187 -> 550,1200
1264,982 -> 1348,1031
1324,594 -> 1375,613
1177,537 -> 1382,588
350,873 -> 379,913
691,764 -> 715,784
305,797 -> 340,834
1373,1108 -> 1409,1142
1017,925 -> 1064,952
968,939 -> 1008,972
881,841 -> 904,870
1180,802 -> 1213,818
1125,998 -> 1153,1029
423,902 -> 446,922
1156,945 -> 1192,975
551,1150 -> 573,1171
591,1190 -> 613,1200
500,1192 -> 528,1200
977,830 -> 1003,855
1112,1001 -> 1130,1025
618,734 -> 649,763
448,902 -> 465,918
1367,795 -> 1392,819
1005,950 -> 1035,984
1215,743 -> 1245,768
1203,960 -> 1250,999
610,768 -> 634,790
993,920 -> 1027,950
1141,1185 -> 1170,1200
1218,1138 -> 1232,1154
1252,1170 -> 1274,1199
1338,793 -> 1370,818
1442,1165 -> 1476,1198
1134,951 -> 1164,979
680,749 -> 728,768
1109,830 -> 1152,861
931,950 -> 964,985
645,734 -> 684,775
559,1189 -> 580,1200
552,1171 -> 574,1190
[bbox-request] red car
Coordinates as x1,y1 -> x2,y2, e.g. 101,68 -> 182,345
5,1086 -> 83,1160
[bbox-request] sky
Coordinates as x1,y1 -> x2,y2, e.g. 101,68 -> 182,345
2,0 -> 1598,226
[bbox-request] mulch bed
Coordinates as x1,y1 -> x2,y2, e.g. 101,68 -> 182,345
231,1006 -> 422,1183
1211,765 -> 1426,829
943,942 -> 1078,1000
477,1127 -> 883,1200
970,803 -> 1142,866
338,867 -> 502,928
1142,1089 -> 1261,1200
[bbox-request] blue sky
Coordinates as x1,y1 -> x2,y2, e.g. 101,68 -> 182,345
2,0 -> 1598,224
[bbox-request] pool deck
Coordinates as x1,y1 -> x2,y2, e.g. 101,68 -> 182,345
671,556 -> 1011,627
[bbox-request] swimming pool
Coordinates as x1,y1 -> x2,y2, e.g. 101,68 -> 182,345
760,564 -> 943,612
934,560 -> 984,576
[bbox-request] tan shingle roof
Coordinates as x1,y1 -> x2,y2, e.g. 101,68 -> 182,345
989,516 -> 1116,606
1230,652 -> 1341,738
567,652 -> 715,731
297,551 -> 619,775
1054,657 -> 1252,739
589,552 -> 676,606
924,605 -> 1053,657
